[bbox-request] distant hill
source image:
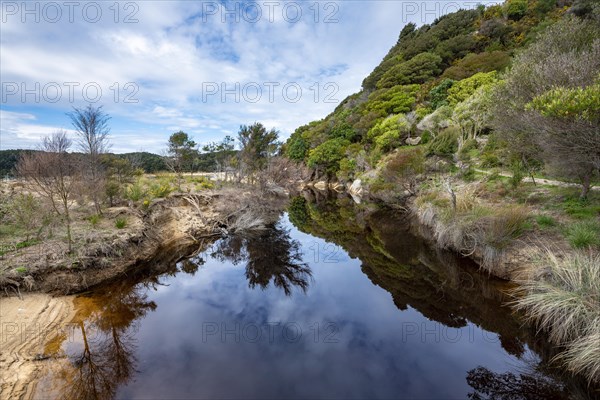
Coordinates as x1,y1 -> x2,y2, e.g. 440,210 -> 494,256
0,149 -> 238,177
0,150 -> 167,177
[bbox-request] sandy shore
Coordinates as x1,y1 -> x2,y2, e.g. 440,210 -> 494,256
0,294 -> 75,400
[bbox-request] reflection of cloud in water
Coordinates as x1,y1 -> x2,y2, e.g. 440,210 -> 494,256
37,206 -> 575,399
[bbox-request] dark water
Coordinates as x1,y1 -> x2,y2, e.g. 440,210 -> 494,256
38,196 -> 578,399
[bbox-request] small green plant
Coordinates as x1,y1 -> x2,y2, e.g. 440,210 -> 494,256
88,214 -> 101,227
510,161 -> 524,189
150,183 -> 173,198
15,266 -> 27,274
536,215 -> 557,228
115,217 -> 127,229
566,221 -> 600,249
15,240 -> 38,250
200,181 -> 214,189
125,182 -> 146,202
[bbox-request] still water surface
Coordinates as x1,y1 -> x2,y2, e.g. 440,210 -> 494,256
38,198 -> 571,399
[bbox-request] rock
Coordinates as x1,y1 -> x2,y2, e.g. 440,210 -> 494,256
405,137 -> 422,146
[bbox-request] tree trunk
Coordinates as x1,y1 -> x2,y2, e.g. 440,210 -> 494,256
63,197 -> 73,253
580,170 -> 592,199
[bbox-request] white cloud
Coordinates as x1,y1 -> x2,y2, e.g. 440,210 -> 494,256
0,1 -> 501,152
0,109 -> 76,149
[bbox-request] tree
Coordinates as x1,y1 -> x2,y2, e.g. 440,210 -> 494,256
526,83 -> 600,197
503,0 -> 528,20
210,224 -> 312,296
285,128 -> 310,161
452,84 -> 495,150
67,104 -> 111,214
491,15 -> 600,198
202,135 -> 236,181
428,79 -> 455,109
376,52 -> 443,89
101,155 -> 137,207
237,123 -> 279,184
166,131 -> 197,189
417,105 -> 453,137
17,131 -> 78,252
307,137 -> 350,177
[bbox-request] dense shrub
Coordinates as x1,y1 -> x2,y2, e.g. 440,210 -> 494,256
428,127 -> 459,156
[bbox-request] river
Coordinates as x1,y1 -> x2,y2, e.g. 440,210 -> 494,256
34,194 -> 580,399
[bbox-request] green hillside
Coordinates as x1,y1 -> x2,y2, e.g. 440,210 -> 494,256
284,0 -> 599,193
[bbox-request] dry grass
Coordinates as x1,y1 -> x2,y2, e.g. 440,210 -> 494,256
229,211 -> 266,232
514,251 -> 600,384
422,185 -> 528,257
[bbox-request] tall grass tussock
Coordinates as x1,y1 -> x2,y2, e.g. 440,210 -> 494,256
514,251 -> 600,384
416,185 -> 529,270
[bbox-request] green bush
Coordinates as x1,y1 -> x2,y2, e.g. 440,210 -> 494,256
428,127 -> 459,156
150,182 -> 173,198
382,147 -> 426,182
566,221 -> 600,249
105,180 -> 121,206
420,131 -> 432,144
480,152 -> 501,168
125,182 -> 146,202
307,138 -> 350,174
510,161 -> 524,189
115,217 -> 127,229
504,0 -> 528,20
5,193 -> 43,241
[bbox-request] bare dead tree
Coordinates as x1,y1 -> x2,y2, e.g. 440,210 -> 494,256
17,130 -> 79,252
67,104 -> 111,214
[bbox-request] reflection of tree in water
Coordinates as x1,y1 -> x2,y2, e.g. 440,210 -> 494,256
209,223 -> 312,296
466,366 -> 568,400
56,281 -> 157,400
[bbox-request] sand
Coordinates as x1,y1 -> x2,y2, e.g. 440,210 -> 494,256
0,294 -> 75,400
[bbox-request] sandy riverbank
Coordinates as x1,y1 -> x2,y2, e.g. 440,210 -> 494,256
0,294 -> 75,400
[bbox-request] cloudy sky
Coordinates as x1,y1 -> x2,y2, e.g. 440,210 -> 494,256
1,0 -> 492,153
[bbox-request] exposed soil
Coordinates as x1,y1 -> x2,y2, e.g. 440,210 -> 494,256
0,294 -> 75,400
0,189 -> 286,296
